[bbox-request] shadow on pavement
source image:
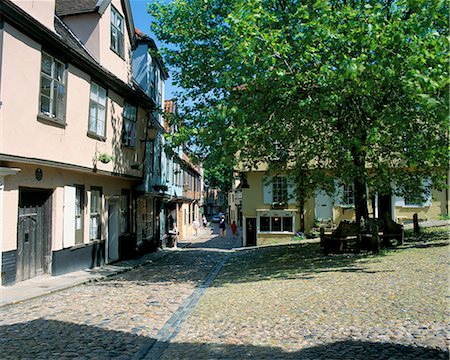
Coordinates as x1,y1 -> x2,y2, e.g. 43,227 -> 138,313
163,340 -> 449,360
0,318 -> 153,359
213,242 -> 391,286
1,319 -> 447,360
163,339 -> 448,359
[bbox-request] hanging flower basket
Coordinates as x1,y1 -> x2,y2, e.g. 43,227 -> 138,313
130,162 -> 142,170
98,153 -> 114,164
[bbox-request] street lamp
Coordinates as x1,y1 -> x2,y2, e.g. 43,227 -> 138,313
141,115 -> 159,142
146,125 -> 158,141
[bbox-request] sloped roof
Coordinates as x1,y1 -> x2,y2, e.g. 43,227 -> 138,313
55,0 -> 107,17
135,28 -> 169,80
55,16 -> 97,63
55,0 -> 134,47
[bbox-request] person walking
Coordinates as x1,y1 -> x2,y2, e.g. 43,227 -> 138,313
192,219 -> 200,236
219,216 -> 226,238
231,220 -> 237,239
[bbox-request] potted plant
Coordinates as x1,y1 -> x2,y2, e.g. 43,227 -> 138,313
130,162 -> 142,170
98,153 -> 114,164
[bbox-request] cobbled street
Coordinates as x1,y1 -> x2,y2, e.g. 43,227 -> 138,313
1,226 -> 449,359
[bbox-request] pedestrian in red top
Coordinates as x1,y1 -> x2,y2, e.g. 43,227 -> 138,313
231,221 -> 237,239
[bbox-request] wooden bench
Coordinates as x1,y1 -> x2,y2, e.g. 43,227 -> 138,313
320,221 -> 363,254
365,217 -> 404,247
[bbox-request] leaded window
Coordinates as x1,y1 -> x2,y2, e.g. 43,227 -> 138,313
39,52 -> 66,121
110,6 -> 124,57
272,176 -> 288,203
90,188 -> 102,240
88,82 -> 107,137
343,184 -> 355,206
122,103 -> 137,147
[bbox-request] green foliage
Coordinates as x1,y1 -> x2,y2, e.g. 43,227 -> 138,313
150,0 -> 449,216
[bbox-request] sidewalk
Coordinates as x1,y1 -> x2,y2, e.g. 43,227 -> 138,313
0,240 -> 194,308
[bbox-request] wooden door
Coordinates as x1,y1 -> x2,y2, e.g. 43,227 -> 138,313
246,218 -> 257,247
17,189 -> 52,282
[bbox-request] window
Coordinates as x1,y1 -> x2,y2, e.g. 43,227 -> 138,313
157,145 -> 162,176
75,186 -> 84,245
404,195 -> 423,207
342,184 -> 355,206
283,217 -> 293,232
271,216 -> 282,231
121,190 -> 130,234
272,176 -> 288,203
90,188 -> 102,240
88,82 -> 107,138
39,52 -> 66,121
122,103 -> 137,147
260,217 -> 270,231
110,6 -> 124,57
149,141 -> 155,175
259,215 -> 294,232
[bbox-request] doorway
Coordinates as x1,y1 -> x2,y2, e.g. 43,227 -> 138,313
315,190 -> 333,222
246,218 -> 257,247
107,201 -> 119,263
17,188 -> 52,282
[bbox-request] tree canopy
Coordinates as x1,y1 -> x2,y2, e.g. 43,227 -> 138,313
150,0 -> 449,219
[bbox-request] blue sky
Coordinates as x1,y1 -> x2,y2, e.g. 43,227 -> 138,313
130,0 -> 180,100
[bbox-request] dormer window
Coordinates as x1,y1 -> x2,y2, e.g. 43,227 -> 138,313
111,6 -> 124,57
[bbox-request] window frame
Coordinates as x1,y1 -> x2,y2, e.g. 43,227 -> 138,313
89,187 -> 102,241
88,82 -> 107,140
342,183 -> 355,206
122,102 -> 137,147
258,213 -> 295,234
75,185 -> 85,245
272,176 -> 288,203
38,51 -> 67,125
110,5 -> 125,58
120,189 -> 131,234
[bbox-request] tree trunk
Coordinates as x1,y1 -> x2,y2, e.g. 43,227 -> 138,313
354,177 -> 369,224
352,147 -> 369,225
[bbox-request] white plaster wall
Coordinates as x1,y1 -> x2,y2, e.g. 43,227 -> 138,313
12,0 -> 56,32
62,14 -> 101,61
1,24 -> 145,176
1,163 -> 137,252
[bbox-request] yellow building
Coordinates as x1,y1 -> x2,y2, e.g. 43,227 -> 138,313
237,168 -> 449,247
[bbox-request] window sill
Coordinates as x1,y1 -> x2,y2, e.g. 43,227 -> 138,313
400,205 -> 429,208
70,243 -> 86,251
87,131 -> 106,142
37,114 -> 66,128
110,46 -> 125,60
258,231 -> 294,235
89,239 -> 104,244
121,143 -> 136,150
339,205 -> 355,209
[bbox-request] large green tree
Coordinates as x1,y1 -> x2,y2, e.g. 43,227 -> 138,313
150,0 -> 449,222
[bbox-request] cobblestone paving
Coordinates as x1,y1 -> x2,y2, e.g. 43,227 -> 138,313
162,227 -> 450,359
0,227 -> 232,360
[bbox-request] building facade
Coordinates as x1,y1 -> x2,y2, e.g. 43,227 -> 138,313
0,0 -> 158,285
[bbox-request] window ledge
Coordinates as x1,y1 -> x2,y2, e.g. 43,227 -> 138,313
37,114 -> 66,128
121,143 -> 136,150
339,205 -> 355,209
70,243 -> 86,251
110,46 -> 125,60
401,205 -> 428,208
87,131 -> 106,142
258,231 -> 294,235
